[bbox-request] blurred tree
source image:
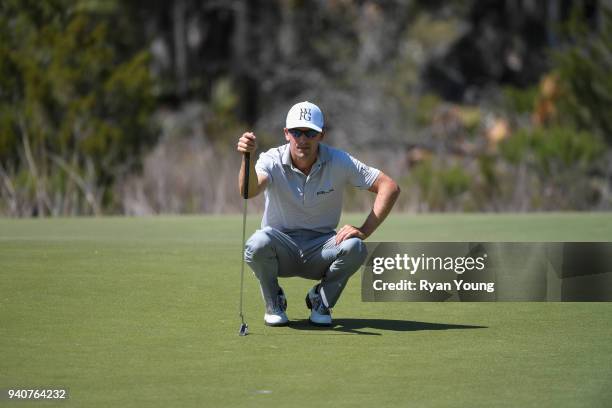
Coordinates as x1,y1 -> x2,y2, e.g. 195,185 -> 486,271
0,0 -> 156,216
424,0 -> 601,102
499,126 -> 605,209
554,6 -> 612,144
2,0 -> 609,215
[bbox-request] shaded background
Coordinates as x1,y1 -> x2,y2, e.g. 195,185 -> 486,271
1,0 -> 611,216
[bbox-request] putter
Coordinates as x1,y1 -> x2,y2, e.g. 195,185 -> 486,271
238,152 -> 250,336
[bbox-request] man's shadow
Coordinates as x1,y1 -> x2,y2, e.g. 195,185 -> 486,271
287,318 -> 487,335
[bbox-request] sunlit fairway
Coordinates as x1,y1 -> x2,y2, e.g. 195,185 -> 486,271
1,213 -> 611,407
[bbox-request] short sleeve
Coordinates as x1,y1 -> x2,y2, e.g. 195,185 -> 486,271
255,150 -> 274,183
344,153 -> 380,189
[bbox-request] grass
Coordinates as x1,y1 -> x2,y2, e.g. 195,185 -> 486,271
1,213 -> 611,407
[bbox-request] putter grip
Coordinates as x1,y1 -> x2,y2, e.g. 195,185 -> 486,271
243,152 -> 250,199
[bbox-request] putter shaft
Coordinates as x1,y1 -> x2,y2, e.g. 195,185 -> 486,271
239,152 -> 250,333
239,197 -> 247,325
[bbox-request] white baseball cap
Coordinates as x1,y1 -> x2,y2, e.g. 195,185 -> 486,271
285,101 -> 324,132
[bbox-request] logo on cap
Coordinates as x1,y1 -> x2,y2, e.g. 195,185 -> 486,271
286,101 -> 323,132
299,108 -> 312,121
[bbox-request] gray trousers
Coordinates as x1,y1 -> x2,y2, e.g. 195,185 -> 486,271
244,227 -> 368,309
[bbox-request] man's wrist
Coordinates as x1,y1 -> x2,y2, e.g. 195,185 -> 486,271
358,225 -> 372,239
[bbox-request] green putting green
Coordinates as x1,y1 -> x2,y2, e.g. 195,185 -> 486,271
1,214 -> 611,407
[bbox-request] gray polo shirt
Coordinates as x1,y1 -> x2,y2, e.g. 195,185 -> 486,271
255,143 -> 380,233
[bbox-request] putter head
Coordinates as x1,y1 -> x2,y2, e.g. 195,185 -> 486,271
238,323 -> 249,336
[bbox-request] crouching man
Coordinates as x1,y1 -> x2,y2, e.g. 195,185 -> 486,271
236,101 -> 400,326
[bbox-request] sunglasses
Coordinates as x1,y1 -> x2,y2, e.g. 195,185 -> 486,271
288,128 -> 320,138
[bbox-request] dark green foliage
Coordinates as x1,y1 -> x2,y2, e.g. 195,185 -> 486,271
0,0 -> 156,214
500,127 -> 605,174
415,94 -> 442,126
440,165 -> 471,197
493,126 -> 606,210
502,86 -> 538,115
412,158 -> 471,211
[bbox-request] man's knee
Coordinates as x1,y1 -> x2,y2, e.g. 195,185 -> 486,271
244,228 -> 275,263
339,237 -> 368,265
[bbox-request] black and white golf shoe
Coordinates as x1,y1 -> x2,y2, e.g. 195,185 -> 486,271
264,287 -> 288,326
305,284 -> 332,327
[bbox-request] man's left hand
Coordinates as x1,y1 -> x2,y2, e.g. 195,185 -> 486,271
335,225 -> 367,245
